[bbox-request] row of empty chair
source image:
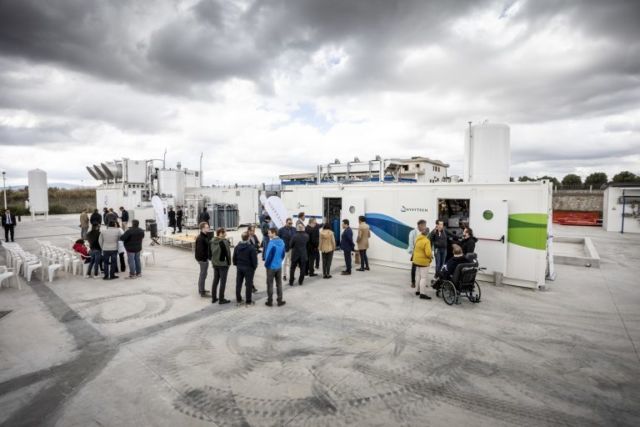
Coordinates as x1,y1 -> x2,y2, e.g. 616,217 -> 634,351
1,242 -> 49,289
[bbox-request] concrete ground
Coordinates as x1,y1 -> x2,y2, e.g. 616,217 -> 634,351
0,216 -> 639,427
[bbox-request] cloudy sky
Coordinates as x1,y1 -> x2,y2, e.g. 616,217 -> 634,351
0,0 -> 639,186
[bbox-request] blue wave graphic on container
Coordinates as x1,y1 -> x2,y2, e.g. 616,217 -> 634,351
365,213 -> 413,249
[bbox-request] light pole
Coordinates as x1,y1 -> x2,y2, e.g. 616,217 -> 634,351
2,171 -> 6,209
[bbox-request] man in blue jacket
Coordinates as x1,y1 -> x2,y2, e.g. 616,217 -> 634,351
264,227 -> 286,307
340,219 -> 355,275
232,232 -> 258,305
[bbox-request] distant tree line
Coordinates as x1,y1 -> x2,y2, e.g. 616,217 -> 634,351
512,171 -> 640,189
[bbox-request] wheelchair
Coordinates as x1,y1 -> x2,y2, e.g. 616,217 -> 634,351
433,253 -> 483,305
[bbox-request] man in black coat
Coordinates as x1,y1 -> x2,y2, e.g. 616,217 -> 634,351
90,209 -> 102,226
168,207 -> 177,234
305,218 -> 320,276
195,222 -> 211,297
119,207 -> 129,230
2,209 -> 16,242
340,219 -> 355,275
289,224 -> 309,286
120,219 -> 145,278
176,206 -> 183,233
232,232 -> 258,305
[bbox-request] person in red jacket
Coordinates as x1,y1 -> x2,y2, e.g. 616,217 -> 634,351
73,239 -> 90,263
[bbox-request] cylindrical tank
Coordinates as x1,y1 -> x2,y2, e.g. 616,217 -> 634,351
28,169 -> 49,213
464,123 -> 510,183
157,169 -> 185,205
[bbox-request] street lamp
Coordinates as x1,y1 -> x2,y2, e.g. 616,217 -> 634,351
2,171 -> 6,210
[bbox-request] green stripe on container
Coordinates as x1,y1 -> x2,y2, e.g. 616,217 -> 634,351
508,213 -> 547,250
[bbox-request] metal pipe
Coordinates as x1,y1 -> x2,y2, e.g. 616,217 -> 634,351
2,171 -> 6,209
621,189 -> 626,234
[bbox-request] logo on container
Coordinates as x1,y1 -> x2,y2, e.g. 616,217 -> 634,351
400,206 -> 428,213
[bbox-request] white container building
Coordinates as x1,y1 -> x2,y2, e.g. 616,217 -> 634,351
281,123 -> 554,289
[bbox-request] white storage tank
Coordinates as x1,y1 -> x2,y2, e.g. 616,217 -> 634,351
158,169 -> 185,205
28,169 -> 49,214
464,123 -> 510,184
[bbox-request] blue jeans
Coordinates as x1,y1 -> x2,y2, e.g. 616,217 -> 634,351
434,247 -> 447,275
127,251 -> 141,276
102,250 -> 118,278
88,249 -> 101,276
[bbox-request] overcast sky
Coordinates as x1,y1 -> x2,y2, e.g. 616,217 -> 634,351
0,0 -> 639,186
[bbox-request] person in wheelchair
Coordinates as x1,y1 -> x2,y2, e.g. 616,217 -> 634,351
432,244 -> 466,289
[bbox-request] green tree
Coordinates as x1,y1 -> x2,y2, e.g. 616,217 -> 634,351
584,172 -> 608,188
612,171 -> 639,183
561,174 -> 582,186
518,176 -> 535,182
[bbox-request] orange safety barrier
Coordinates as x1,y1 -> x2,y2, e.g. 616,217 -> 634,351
552,211 -> 601,226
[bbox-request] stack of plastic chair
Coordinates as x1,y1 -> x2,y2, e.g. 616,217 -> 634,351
0,265 -> 18,290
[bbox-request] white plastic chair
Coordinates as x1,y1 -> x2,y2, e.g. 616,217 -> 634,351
141,249 -> 155,267
0,266 -> 19,290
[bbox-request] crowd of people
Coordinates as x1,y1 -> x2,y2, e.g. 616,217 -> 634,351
192,209 -> 477,307
74,207 -> 146,280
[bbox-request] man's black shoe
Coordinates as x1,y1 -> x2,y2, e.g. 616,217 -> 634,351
415,291 -> 420,296
103,277 -> 110,280
212,298 -> 218,304
236,298 -> 243,303
252,287 -> 258,293
356,268 -> 365,271
200,293 -> 208,298
219,299 -> 230,304
341,271 -> 351,275
277,301 -> 286,307
419,294 -> 432,300
309,273 -> 318,277
111,275 -> 119,279
365,267 -> 370,271
327,275 -> 332,279
265,300 -> 273,307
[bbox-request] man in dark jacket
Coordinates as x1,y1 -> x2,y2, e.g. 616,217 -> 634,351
428,220 -> 450,275
176,206 -> 184,233
120,219 -> 145,279
103,208 -> 109,225
233,232 -> 258,305
210,227 -> 231,304
90,209 -> 102,226
195,222 -> 211,297
168,207 -> 177,234
305,218 -> 320,276
288,224 -> 309,286
119,207 -> 129,230
340,219 -> 355,275
278,218 -> 295,280
198,207 -> 210,224
105,208 -> 118,226
2,209 -> 16,242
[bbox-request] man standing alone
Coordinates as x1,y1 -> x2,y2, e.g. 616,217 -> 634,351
2,209 -> 16,242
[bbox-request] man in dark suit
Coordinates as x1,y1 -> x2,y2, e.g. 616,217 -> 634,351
340,219 -> 355,275
176,206 -> 183,233
289,224 -> 309,286
2,209 -> 16,242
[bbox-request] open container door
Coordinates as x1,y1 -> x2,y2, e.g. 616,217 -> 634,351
341,196 -> 365,230
469,200 -> 508,275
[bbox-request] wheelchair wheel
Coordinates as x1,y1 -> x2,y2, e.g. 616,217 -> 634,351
466,281 -> 481,303
442,281 -> 457,305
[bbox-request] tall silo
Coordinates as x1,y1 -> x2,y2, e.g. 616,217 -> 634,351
28,169 -> 49,218
464,122 -> 511,184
